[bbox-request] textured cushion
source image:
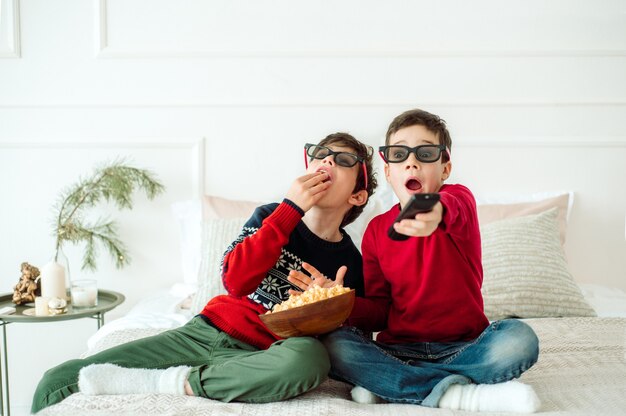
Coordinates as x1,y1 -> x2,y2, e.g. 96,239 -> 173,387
477,193 -> 570,244
481,208 -> 596,320
189,217 -> 248,315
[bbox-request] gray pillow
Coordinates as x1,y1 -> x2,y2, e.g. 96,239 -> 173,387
190,218 -> 247,315
481,208 -> 596,320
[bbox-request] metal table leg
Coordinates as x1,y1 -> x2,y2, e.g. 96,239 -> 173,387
0,322 -> 4,416
1,322 -> 9,416
92,312 -> 104,330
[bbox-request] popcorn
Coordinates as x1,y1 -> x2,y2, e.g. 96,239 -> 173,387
268,285 -> 351,313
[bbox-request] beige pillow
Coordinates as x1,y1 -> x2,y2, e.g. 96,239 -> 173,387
480,208 -> 596,320
477,193 -> 570,244
202,195 -> 259,220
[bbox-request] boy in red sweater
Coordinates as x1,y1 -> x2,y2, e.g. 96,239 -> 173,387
31,133 -> 377,414
293,110 -> 540,413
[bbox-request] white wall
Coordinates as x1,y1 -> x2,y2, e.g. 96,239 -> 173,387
1,0 -> 625,414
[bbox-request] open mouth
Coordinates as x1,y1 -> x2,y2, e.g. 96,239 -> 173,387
405,178 -> 422,191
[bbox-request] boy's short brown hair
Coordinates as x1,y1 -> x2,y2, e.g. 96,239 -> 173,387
385,109 -> 452,162
317,132 -> 377,227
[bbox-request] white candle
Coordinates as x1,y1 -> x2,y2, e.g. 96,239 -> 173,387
71,281 -> 98,308
40,261 -> 67,300
35,296 -> 50,316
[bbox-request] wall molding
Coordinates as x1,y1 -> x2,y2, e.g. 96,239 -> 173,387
2,136 -> 624,151
454,137 -> 626,148
0,0 -> 20,58
0,137 -> 206,198
96,49 -> 626,60
2,100 -> 626,109
94,0 -> 626,59
94,0 -> 107,57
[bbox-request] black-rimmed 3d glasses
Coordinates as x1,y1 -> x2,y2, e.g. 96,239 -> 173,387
304,143 -> 368,190
378,144 -> 448,164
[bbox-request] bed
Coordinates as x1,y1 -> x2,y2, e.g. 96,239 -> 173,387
37,189 -> 626,416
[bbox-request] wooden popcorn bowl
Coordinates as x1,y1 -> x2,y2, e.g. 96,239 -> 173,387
259,289 -> 355,338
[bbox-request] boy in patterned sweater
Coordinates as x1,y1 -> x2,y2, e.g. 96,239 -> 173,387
31,133 -> 377,414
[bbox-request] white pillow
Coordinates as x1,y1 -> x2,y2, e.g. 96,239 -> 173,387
344,182 -> 395,252
171,196 -> 260,287
171,200 -> 203,286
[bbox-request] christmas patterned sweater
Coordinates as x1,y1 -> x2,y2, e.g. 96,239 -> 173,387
201,199 -> 364,349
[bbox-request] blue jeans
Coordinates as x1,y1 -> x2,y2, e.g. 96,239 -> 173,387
321,319 -> 539,407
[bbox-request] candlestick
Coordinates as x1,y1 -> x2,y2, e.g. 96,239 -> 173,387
40,261 -> 67,300
35,296 -> 50,316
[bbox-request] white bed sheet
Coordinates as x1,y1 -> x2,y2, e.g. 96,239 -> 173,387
87,284 -> 194,350
578,283 -> 626,318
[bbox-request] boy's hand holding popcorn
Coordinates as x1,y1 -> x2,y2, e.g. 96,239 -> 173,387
287,262 -> 346,296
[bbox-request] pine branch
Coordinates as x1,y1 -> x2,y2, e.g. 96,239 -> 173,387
80,221 -> 130,271
52,159 -> 164,271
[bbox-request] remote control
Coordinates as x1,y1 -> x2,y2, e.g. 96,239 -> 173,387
388,193 -> 440,241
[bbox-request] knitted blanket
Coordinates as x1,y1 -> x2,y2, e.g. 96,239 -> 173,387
38,317 -> 626,416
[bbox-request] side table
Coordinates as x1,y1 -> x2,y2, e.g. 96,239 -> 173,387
0,290 -> 125,416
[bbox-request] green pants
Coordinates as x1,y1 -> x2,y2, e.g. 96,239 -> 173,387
31,316 -> 330,414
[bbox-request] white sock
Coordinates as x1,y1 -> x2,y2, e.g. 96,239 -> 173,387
79,363 -> 191,395
350,386 -> 384,404
438,381 -> 540,413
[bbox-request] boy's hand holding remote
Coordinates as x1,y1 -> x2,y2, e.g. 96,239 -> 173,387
391,200 -> 443,238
